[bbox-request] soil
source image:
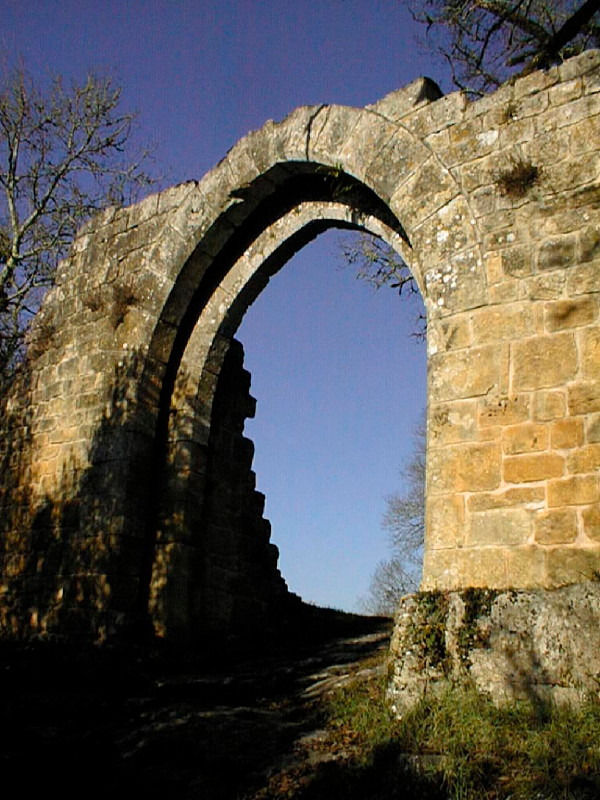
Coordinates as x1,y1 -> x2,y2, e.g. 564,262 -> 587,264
0,607 -> 391,799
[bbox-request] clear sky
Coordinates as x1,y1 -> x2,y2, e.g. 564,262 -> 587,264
4,0 -> 452,611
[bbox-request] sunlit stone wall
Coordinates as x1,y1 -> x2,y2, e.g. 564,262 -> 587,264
421,51 -> 600,590
0,50 -> 598,639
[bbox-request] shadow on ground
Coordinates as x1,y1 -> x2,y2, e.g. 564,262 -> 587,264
0,605 -> 397,799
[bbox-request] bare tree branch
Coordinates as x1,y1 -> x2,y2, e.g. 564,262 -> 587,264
524,0 -> 600,71
407,0 -> 600,95
359,417 -> 426,616
0,67 -> 156,387
340,232 -> 427,340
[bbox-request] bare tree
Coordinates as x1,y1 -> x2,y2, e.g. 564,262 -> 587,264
360,418 -> 426,616
409,0 -> 600,95
360,557 -> 416,617
0,67 -> 154,386
341,232 -> 427,339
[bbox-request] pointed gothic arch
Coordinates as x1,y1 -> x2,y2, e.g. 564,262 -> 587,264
1,53 -> 599,640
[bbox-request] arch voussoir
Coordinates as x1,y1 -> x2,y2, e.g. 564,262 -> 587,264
305,104 -> 361,166
364,121 -> 431,203
335,110 -> 400,183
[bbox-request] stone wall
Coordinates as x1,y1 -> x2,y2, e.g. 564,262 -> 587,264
0,51 -> 599,640
420,52 -> 600,589
388,582 -> 600,710
149,337 -> 292,636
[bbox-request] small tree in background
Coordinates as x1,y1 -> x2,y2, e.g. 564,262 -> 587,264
0,67 -> 155,388
361,418 -> 426,616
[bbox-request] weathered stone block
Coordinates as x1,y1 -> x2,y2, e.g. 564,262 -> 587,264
567,442 -> 600,473
501,422 -> 548,454
478,394 -> 531,427
428,442 -> 501,493
560,48 -> 600,80
523,126 -> 570,165
568,381 -> 600,414
430,345 -> 504,402
546,547 -> 600,584
567,262 -> 600,296
428,401 -> 477,445
391,158 -> 458,232
548,475 -> 599,507
337,111 -> 397,182
586,413 -> 600,442
578,223 -> 600,262
468,486 -> 545,512
512,333 -> 577,390
499,115 -> 535,146
504,452 -> 564,483
500,245 -> 533,278
473,187 -> 496,218
388,583 -> 600,715
551,417 -> 584,449
366,76 -> 444,123
580,326 -> 600,378
549,78 -> 583,106
544,152 -> 600,194
421,547 -> 510,591
472,303 -> 534,343
427,315 -> 472,353
537,234 -> 577,271
425,494 -> 465,549
535,508 -> 578,544
582,504 -> 600,542
448,548 -> 510,588
446,119 -> 501,167
545,297 -> 597,331
420,549 -> 462,590
468,507 -> 532,546
504,545 -> 548,586
365,126 -> 430,201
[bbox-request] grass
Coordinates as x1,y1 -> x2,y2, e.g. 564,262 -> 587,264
494,156 -> 541,198
253,651 -> 600,800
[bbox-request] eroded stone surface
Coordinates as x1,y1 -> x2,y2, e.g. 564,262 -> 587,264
388,582 -> 600,713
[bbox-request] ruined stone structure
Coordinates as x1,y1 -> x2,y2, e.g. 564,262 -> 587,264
0,51 -> 599,641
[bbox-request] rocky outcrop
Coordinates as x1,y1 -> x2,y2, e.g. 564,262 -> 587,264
388,582 -> 600,713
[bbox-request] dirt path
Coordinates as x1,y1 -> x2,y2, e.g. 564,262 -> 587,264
0,612 -> 391,799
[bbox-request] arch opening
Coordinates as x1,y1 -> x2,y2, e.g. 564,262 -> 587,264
142,167 -> 424,637
237,230 -> 426,613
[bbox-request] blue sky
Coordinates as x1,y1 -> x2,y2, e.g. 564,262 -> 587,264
4,0 -> 450,610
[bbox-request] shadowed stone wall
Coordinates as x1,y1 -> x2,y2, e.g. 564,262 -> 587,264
0,50 -> 599,640
149,337 -> 293,637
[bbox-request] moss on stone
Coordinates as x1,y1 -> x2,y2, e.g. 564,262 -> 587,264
411,590 -> 450,672
456,587 -> 499,664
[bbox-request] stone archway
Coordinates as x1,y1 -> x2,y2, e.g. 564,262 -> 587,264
0,51 -> 599,641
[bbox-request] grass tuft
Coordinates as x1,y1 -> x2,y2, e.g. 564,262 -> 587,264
495,156 -> 541,198
278,655 -> 600,799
